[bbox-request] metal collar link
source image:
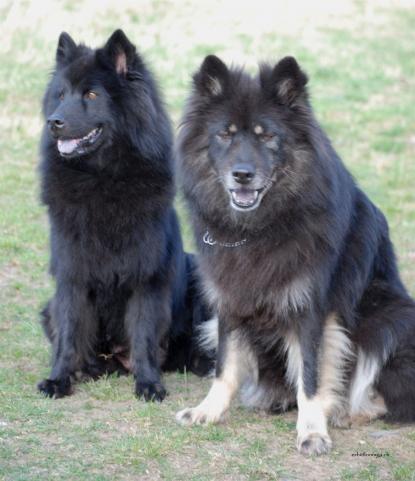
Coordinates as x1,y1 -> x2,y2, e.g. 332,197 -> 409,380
203,230 -> 247,248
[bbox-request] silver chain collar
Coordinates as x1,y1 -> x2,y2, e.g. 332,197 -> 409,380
203,230 -> 247,248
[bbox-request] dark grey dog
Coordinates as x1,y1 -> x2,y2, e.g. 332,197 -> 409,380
175,55 -> 415,455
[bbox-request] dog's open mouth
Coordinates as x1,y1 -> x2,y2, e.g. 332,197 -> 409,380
57,127 -> 103,157
229,188 -> 264,211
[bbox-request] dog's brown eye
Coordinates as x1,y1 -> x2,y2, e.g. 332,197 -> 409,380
260,133 -> 276,142
84,91 -> 97,100
217,131 -> 232,141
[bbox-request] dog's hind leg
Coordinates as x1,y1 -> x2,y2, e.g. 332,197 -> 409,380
352,286 -> 415,423
349,349 -> 386,423
176,325 -> 257,425
38,283 -> 96,398
363,297 -> 415,423
376,342 -> 415,422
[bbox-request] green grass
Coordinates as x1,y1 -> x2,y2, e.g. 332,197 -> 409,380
1,1 -> 415,480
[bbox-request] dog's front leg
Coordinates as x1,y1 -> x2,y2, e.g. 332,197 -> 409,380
38,282 -> 94,398
176,326 -> 254,425
126,288 -> 170,402
285,321 -> 332,456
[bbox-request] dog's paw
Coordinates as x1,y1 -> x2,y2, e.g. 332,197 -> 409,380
37,377 -> 72,399
135,381 -> 167,402
297,432 -> 332,456
175,406 -> 222,426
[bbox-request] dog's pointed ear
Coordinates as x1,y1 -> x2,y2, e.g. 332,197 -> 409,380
194,55 -> 229,97
262,56 -> 308,106
56,32 -> 77,66
103,29 -> 137,76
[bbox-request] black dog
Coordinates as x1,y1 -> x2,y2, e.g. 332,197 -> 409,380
175,55 -> 415,454
38,30 -> 213,401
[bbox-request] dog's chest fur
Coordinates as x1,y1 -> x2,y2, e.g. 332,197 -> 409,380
200,239 -> 312,325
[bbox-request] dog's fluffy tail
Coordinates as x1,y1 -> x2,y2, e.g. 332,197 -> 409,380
353,288 -> 415,423
197,316 -> 219,352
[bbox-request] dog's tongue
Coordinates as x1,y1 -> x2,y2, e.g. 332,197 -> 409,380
57,139 -> 79,155
231,189 -> 258,207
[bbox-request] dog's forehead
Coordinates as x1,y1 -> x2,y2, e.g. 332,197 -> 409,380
226,96 -> 271,132
63,53 -> 97,88
224,74 -> 269,129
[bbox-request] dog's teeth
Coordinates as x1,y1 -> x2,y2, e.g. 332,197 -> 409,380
82,129 -> 95,141
231,190 -> 259,207
84,128 -> 99,141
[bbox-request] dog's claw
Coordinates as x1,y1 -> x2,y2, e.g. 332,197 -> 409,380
297,432 -> 332,456
135,381 -> 167,402
175,406 -> 222,426
37,377 -> 72,399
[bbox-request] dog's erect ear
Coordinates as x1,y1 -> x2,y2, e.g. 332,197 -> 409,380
103,29 -> 136,76
262,56 -> 308,106
194,55 -> 229,97
56,32 -> 77,66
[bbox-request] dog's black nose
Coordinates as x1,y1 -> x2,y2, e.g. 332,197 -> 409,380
232,164 -> 255,184
47,116 -> 65,131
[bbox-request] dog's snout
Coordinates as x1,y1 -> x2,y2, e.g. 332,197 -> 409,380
47,115 -> 65,132
232,163 -> 255,184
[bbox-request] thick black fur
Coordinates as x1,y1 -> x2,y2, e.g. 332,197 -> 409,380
177,55 -> 415,423
38,30 -> 213,400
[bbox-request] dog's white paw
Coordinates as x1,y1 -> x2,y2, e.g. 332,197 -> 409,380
175,406 -> 222,426
297,432 -> 332,456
